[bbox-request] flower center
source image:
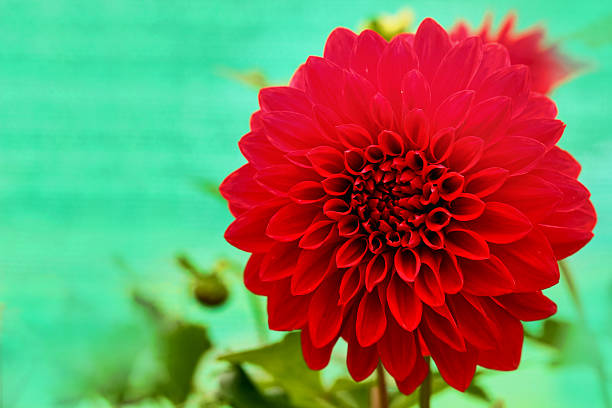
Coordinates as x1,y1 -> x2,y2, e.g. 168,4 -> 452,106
336,137 -> 465,254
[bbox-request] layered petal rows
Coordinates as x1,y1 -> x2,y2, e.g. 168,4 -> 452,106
222,18 -> 596,393
451,13 -> 580,94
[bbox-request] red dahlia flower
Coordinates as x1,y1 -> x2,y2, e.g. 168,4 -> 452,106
451,13 -> 580,94
221,18 -> 596,393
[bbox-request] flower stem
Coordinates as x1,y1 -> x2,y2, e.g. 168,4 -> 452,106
419,357 -> 431,408
247,292 -> 269,344
559,260 -> 611,408
372,363 -> 388,408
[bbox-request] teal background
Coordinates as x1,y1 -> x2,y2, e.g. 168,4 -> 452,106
1,0 -> 611,406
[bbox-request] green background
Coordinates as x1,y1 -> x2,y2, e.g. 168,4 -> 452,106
1,0 -> 611,407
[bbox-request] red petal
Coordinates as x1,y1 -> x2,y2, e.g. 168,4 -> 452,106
474,65 -> 529,117
425,207 -> 451,231
508,118 -> 565,149
438,251 -> 463,294
429,127 -> 456,163
414,18 -> 452,81
307,146 -> 345,177
395,356 -> 429,395
350,30 -> 387,84
220,164 -> 274,216
394,247 -> 420,282
387,273 -> 422,331
487,174 -> 563,223
256,164 -> 319,195
540,224 -> 594,260
321,174 -> 353,196
365,253 -> 390,291
244,254 -> 275,296
289,63 -> 306,90
336,123 -> 373,149
338,214 -> 360,237
259,86 -> 312,116
308,272 -> 345,347
339,265 -> 364,305
422,306 -> 466,352
304,56 -> 345,108
336,236 -> 368,268
288,181 -> 326,204
401,69 -> 431,111
448,294 -> 498,350
414,262 -> 445,307
259,242 -> 299,281
530,169 -> 590,212
469,43 -> 510,90
378,130 -> 406,156
301,326 -> 337,370
291,246 -> 336,295
491,228 -> 559,291
378,319 -> 417,381
477,299 -> 524,371
369,92 -> 395,130
539,201 -> 596,259
432,37 -> 483,105
323,198 -> 352,220
356,289 -> 387,347
464,167 -> 509,197
460,255 -> 515,296
240,130 -> 286,170
448,193 -> 485,221
466,202 -> 532,244
445,228 -> 490,260
267,280 -> 311,331
346,339 -> 379,381
343,70 -> 378,128
324,27 -> 357,67
542,200 -> 596,231
299,220 -> 337,250
225,201 -> 282,252
477,136 -> 546,175
266,203 -> 320,241
495,291 -> 557,321
377,36 -> 418,112
446,136 -> 484,173
438,172 -> 465,201
262,111 -> 325,152
517,92 -> 558,120
402,108 -> 431,150
424,330 -> 477,391
536,147 -> 581,178
460,96 -> 512,145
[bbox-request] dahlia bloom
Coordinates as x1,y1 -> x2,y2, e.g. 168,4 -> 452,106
451,14 -> 580,94
221,18 -> 596,393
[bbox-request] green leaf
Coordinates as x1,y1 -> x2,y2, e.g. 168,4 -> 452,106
217,67 -> 271,89
329,378 -> 374,408
194,178 -> 225,202
362,8 -> 415,41
219,333 -> 327,407
465,381 -> 492,403
524,319 -> 572,350
156,322 -> 212,403
218,365 -> 291,408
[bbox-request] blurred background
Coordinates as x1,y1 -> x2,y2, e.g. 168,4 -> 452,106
1,1 -> 611,407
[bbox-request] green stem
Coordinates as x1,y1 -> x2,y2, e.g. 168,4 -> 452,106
419,357 -> 431,408
374,363 -> 388,408
559,260 -> 611,408
247,292 -> 269,344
